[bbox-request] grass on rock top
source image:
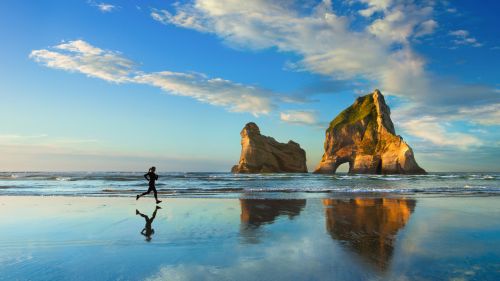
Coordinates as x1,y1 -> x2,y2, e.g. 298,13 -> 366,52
327,94 -> 377,133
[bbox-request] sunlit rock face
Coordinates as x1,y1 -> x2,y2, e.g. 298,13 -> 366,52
323,198 -> 416,271
232,122 -> 307,173
315,90 -> 425,174
239,199 -> 306,243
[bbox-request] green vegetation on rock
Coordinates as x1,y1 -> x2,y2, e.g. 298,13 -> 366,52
316,89 -> 426,174
327,94 -> 376,132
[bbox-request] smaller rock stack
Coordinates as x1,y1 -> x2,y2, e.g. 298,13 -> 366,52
231,122 -> 307,173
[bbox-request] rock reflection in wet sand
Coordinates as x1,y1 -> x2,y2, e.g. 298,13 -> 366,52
239,199 -> 306,243
323,198 -> 416,271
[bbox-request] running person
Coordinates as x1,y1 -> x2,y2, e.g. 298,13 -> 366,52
136,166 -> 162,204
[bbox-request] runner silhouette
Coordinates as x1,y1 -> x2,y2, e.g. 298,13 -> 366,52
136,166 -> 162,204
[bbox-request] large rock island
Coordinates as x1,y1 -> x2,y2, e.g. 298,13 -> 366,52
314,89 -> 425,174
232,122 -> 307,173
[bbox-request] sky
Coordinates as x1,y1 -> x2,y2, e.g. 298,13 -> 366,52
0,0 -> 498,172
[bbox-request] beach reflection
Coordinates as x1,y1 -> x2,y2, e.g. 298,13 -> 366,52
239,199 -> 306,243
136,206 -> 161,242
323,198 -> 416,271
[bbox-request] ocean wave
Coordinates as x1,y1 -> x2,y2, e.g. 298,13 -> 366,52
368,176 -> 402,181
1,172 -> 499,197
97,185 -> 500,194
469,175 -> 496,180
56,177 -> 71,181
439,174 -> 460,178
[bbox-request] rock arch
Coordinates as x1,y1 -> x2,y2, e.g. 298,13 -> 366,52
314,90 -> 425,174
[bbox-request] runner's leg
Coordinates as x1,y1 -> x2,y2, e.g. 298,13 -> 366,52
138,187 -> 152,198
153,187 -> 158,201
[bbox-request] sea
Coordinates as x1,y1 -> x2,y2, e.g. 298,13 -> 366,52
0,172 -> 498,198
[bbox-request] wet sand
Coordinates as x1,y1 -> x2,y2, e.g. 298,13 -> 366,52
0,195 -> 499,280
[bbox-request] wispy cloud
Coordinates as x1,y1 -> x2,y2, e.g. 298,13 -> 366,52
457,104 -> 500,126
280,110 -> 318,125
449,29 -> 483,47
30,40 -> 277,116
97,3 -> 116,13
29,40 -> 134,83
151,8 -> 209,32
88,1 -> 117,13
414,19 -> 438,38
134,71 -> 274,115
358,0 -> 392,18
398,116 -> 482,149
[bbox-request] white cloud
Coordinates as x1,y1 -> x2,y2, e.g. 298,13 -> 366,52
414,19 -> 438,38
449,29 -> 482,47
151,8 -> 208,32
280,110 -> 318,125
88,1 -> 117,13
358,0 -> 393,17
30,40 -> 276,116
29,40 -> 135,83
449,29 -> 468,37
97,3 -> 116,13
458,104 -> 500,126
398,116 -> 482,149
134,71 -> 274,116
56,40 -> 103,55
367,6 -> 433,43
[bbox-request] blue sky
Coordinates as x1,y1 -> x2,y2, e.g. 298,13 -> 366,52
0,0 -> 498,172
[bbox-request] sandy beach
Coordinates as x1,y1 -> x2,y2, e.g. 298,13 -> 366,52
3,0 -> 500,280
1,195 -> 499,280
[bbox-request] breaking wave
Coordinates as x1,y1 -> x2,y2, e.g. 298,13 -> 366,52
0,172 -> 498,197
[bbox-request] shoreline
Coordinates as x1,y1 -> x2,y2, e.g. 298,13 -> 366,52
2,191 -> 500,199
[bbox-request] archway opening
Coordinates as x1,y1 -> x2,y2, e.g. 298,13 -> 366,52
376,159 -> 382,174
336,162 -> 350,174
